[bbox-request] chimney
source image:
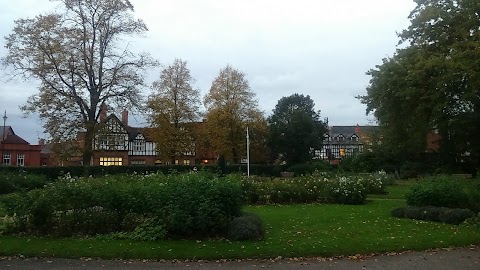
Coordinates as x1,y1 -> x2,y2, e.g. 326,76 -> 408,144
122,109 -> 128,126
354,124 -> 361,135
99,104 -> 107,122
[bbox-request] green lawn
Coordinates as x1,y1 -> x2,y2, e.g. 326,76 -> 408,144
369,180 -> 417,200
1,199 -> 479,260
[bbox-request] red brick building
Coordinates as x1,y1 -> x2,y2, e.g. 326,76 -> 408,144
1,126 -> 43,167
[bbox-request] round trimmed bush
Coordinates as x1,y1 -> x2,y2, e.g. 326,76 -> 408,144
438,209 -> 474,225
227,212 -> 265,241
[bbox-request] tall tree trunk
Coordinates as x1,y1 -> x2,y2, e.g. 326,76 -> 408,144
82,121 -> 95,166
232,147 -> 238,164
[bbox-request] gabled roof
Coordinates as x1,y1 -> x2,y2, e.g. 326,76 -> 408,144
102,113 -> 127,128
330,125 -> 378,137
0,126 -> 14,139
100,113 -> 154,142
1,134 -> 29,145
126,126 -> 141,141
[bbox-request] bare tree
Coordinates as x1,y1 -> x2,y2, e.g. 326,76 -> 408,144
2,0 -> 156,165
147,59 -> 201,164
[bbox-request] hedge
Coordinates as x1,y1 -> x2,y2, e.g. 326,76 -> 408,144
0,164 -> 292,180
0,172 -> 243,239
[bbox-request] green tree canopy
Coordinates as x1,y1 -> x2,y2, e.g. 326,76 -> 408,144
268,93 -> 327,165
360,0 -> 480,170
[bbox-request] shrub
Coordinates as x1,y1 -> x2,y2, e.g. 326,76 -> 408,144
464,213 -> 480,228
327,176 -> 366,205
403,206 -> 423,220
0,172 -> 243,238
227,212 -> 265,241
391,207 -> 405,218
391,206 -> 474,225
405,176 -> 470,209
466,182 -> 480,213
53,207 -> 122,236
130,217 -> 167,241
286,163 -> 315,176
0,164 -> 293,179
0,172 -> 49,195
420,206 -> 447,221
358,171 -> 389,194
240,171 -> 377,205
438,209 -> 474,225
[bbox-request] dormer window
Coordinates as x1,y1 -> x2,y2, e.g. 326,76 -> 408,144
351,135 -> 359,142
337,134 -> 345,142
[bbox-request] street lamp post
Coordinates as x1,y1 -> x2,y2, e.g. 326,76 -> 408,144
2,111 -> 7,165
246,126 -> 250,177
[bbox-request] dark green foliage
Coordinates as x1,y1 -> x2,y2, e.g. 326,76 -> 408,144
360,0 -> 480,169
438,209 -> 475,225
464,213 -> 480,228
0,173 -> 243,239
390,207 -> 405,218
285,164 -> 312,176
0,172 -> 48,195
466,182 -> 480,213
339,151 -> 400,174
129,218 -> 167,241
392,206 -> 474,225
0,164 -> 289,181
286,162 -> 335,176
227,212 -> 265,241
405,176 -> 470,209
268,93 -> 328,165
217,155 -> 226,175
53,207 -> 122,236
420,207 -> 447,221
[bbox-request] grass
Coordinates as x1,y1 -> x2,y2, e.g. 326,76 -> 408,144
369,180 -> 417,200
1,199 -> 479,260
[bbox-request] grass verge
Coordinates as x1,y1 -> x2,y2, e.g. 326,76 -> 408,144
369,180 -> 416,200
1,199 -> 479,260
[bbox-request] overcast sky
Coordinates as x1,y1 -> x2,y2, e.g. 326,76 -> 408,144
0,0 -> 416,144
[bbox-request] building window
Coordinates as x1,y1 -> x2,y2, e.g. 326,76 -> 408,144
175,159 -> 179,165
337,135 -> 345,142
131,160 -> 146,165
17,154 -> 25,167
99,157 -> 123,166
99,139 -> 108,150
134,140 -> 144,152
183,159 -> 190,165
3,153 -> 11,165
351,135 -> 359,142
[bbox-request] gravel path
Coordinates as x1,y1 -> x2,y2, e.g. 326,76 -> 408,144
1,246 -> 479,270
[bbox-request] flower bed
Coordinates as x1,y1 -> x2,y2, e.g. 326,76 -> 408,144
0,172 -> 243,239
242,171 -> 388,205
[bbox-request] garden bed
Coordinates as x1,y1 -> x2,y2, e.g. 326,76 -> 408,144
1,200 -> 479,260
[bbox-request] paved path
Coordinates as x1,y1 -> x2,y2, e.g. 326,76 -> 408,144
0,246 -> 479,269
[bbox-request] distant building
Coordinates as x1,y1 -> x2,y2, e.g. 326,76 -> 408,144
315,125 -> 379,163
89,110 -> 158,166
43,108 -> 216,166
1,126 -> 43,167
